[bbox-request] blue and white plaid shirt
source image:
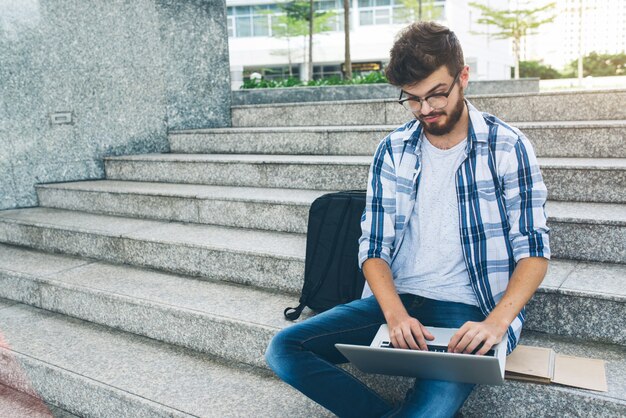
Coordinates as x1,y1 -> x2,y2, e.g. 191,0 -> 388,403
358,100 -> 551,353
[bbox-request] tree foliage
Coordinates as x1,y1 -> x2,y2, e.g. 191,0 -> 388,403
469,1 -> 556,79
398,0 -> 443,22
271,1 -> 336,38
563,52 -> 626,77
515,60 -> 561,79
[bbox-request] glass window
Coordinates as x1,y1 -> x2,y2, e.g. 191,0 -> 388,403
252,15 -> 269,37
235,6 -> 251,15
360,10 -> 374,25
376,0 -> 391,6
374,8 -> 390,25
227,7 -> 233,16
359,0 -> 374,7
236,16 -> 252,37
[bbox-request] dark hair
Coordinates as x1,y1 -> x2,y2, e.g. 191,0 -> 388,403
385,21 -> 464,87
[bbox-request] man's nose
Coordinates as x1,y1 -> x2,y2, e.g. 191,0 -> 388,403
420,100 -> 434,115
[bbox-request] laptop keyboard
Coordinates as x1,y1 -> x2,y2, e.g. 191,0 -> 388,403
379,341 -> 495,356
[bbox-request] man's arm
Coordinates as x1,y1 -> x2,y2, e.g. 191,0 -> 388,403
359,133 -> 434,350
449,132 -> 551,355
447,256 -> 548,355
363,258 -> 434,350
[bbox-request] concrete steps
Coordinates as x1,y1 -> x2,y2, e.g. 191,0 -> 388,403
31,181 -> 626,263
0,207 -> 305,294
0,242 -> 623,355
36,181 -> 322,233
0,246 -> 624,417
2,88 -> 625,416
0,300 -> 332,418
231,90 -> 626,127
0,204 -> 623,297
170,121 -> 626,158
103,154 -> 626,203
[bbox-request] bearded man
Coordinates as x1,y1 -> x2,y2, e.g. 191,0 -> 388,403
265,21 -> 550,418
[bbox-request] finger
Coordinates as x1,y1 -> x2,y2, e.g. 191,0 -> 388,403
454,328 -> 479,353
393,328 -> 409,349
420,323 -> 435,341
402,325 -> 420,350
476,338 -> 497,356
448,322 -> 472,352
463,333 -> 486,354
410,322 -> 428,351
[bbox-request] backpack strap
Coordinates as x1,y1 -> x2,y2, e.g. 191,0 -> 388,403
283,303 -> 305,321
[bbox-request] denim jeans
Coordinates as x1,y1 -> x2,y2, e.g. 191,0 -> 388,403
265,294 -> 487,418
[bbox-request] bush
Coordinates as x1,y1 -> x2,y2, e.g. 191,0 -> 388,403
515,61 -> 562,79
562,52 -> 626,77
240,71 -> 388,89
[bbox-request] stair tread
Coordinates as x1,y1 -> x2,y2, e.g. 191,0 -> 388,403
19,187 -> 626,224
1,243 -> 624,330
0,291 -> 624,410
0,207 -> 306,259
0,243 -> 306,330
104,152 -> 626,169
170,120 -> 626,134
36,180 -> 329,205
105,153 -> 373,164
230,88 -> 626,109
0,300 -> 330,417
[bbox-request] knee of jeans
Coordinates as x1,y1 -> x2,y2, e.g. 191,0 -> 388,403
265,327 -> 299,374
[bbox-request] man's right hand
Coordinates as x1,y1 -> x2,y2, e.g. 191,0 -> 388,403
387,313 -> 434,350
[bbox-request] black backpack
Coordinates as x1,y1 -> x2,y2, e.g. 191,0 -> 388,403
284,191 -> 367,320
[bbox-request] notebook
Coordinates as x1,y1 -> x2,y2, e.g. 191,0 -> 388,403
335,324 -> 507,385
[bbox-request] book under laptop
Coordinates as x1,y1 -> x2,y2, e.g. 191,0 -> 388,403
335,324 -> 507,385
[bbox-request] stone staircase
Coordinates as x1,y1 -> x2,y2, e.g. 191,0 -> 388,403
0,89 -> 625,417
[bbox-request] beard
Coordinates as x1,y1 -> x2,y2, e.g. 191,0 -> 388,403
418,92 -> 466,136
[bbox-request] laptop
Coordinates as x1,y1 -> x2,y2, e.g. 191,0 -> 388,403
335,324 -> 507,385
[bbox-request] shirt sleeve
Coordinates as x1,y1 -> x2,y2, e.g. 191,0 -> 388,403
502,133 -> 551,262
358,137 -> 397,269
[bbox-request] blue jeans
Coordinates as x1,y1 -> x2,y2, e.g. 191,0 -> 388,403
265,294 -> 486,418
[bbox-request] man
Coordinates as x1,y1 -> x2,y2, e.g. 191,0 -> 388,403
265,21 -> 550,417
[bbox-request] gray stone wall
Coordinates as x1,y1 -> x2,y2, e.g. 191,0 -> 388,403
0,0 -> 231,210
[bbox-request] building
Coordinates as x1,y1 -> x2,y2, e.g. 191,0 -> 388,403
522,0 -> 626,70
226,0 -> 514,89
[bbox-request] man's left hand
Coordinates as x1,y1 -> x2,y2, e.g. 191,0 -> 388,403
447,319 -> 507,355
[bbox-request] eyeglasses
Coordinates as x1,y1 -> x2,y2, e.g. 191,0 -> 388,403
398,71 -> 461,113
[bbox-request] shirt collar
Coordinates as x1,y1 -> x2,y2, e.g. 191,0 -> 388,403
402,99 -> 488,155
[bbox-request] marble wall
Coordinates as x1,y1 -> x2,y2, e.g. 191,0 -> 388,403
0,0 -> 231,210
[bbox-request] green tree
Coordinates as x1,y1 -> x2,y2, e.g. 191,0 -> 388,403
469,1 -> 556,79
270,1 -> 336,80
515,60 -> 561,79
563,52 -> 626,77
398,0 -> 443,22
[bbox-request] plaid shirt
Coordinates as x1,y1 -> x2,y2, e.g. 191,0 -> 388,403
358,100 -> 551,353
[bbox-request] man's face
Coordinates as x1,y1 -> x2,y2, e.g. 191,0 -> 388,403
401,65 -> 467,136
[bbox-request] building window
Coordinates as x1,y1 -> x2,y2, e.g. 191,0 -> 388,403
227,1 -> 344,38
227,5 -> 280,38
313,64 -> 344,80
358,0 -> 444,26
244,66 -> 301,81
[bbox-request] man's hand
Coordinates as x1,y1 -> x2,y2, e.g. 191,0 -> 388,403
447,319 -> 507,355
387,313 -> 435,350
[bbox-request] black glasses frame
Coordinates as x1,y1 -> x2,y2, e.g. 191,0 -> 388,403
398,70 -> 462,112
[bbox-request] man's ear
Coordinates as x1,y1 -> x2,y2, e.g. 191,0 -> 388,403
460,65 -> 470,89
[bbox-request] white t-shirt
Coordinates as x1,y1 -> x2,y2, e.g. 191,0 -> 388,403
390,134 -> 479,306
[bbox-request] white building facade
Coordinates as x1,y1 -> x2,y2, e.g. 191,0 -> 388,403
522,0 -> 626,70
226,0 -> 514,89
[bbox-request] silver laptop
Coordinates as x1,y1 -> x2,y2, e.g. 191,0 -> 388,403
335,325 -> 506,385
